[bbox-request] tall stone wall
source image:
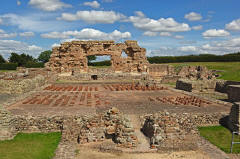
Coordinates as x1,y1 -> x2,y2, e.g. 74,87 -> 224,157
46,40 -> 149,73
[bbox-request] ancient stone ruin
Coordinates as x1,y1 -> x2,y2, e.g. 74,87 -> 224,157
228,102 -> 240,132
46,40 -> 149,73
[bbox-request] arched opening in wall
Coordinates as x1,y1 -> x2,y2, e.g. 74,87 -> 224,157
121,51 -> 128,58
87,55 -> 112,67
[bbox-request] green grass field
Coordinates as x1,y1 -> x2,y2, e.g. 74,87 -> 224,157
0,70 -> 16,72
169,62 -> 240,81
198,126 -> 240,153
0,132 -> 61,159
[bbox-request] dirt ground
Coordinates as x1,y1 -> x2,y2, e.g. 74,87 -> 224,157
0,83 -> 237,159
6,83 -> 231,116
75,147 -> 210,159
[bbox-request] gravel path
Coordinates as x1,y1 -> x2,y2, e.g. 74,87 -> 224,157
128,115 -> 152,152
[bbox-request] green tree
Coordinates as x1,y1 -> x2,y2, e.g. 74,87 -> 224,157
9,53 -> 36,66
0,54 -> 6,63
9,53 -> 21,64
87,55 -> 96,62
38,50 -> 52,63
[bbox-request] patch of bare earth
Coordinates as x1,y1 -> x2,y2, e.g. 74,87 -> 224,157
75,147 -> 210,159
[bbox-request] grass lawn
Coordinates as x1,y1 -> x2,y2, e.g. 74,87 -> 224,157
198,126 -> 240,153
169,62 -> 240,81
0,132 -> 61,159
0,70 -> 16,72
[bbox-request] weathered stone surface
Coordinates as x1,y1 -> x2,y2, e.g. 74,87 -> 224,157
176,79 -> 193,92
11,107 -> 138,148
215,80 -> 240,93
141,111 -> 227,148
177,66 -> 215,80
228,102 -> 240,132
148,64 -> 175,79
0,75 -> 46,94
46,40 -> 149,73
0,106 -> 16,140
227,85 -> 240,102
176,79 -> 216,92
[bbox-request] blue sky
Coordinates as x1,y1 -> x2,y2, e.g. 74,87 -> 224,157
0,0 -> 240,60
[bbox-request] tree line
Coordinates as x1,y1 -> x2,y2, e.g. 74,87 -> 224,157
1,51 -> 240,70
147,52 -> 240,64
0,50 -> 52,70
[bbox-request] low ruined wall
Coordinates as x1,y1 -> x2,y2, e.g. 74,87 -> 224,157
149,64 -> 175,79
8,108 -> 137,148
176,79 -> 193,92
160,75 -> 181,84
141,112 -> 227,148
0,106 -> 16,141
215,80 -> 240,93
0,75 -> 46,94
58,72 -> 149,81
177,66 -> 215,80
62,108 -> 138,148
227,85 -> 240,102
228,102 -> 240,132
176,79 -> 216,92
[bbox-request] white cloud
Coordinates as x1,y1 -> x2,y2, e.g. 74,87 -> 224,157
148,37 -> 240,57
28,45 -> 42,51
102,0 -> 113,2
225,19 -> 240,31
143,31 -> 172,37
202,29 -> 230,38
0,18 -> 3,24
0,31 -> 17,38
184,12 -> 202,21
58,10 -> 125,24
192,25 -> 203,30
0,13 -> 73,32
159,32 -> 172,36
174,35 -> 184,39
199,38 -> 240,54
17,0 -> 21,6
28,0 -> 71,12
19,32 -> 35,37
0,40 -> 43,59
128,11 -> 191,33
143,31 -> 173,37
143,31 -> 157,37
179,46 -> 197,52
83,1 -> 100,8
51,43 -> 61,48
41,32 -> 68,39
41,28 -> 131,41
149,47 -> 183,57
